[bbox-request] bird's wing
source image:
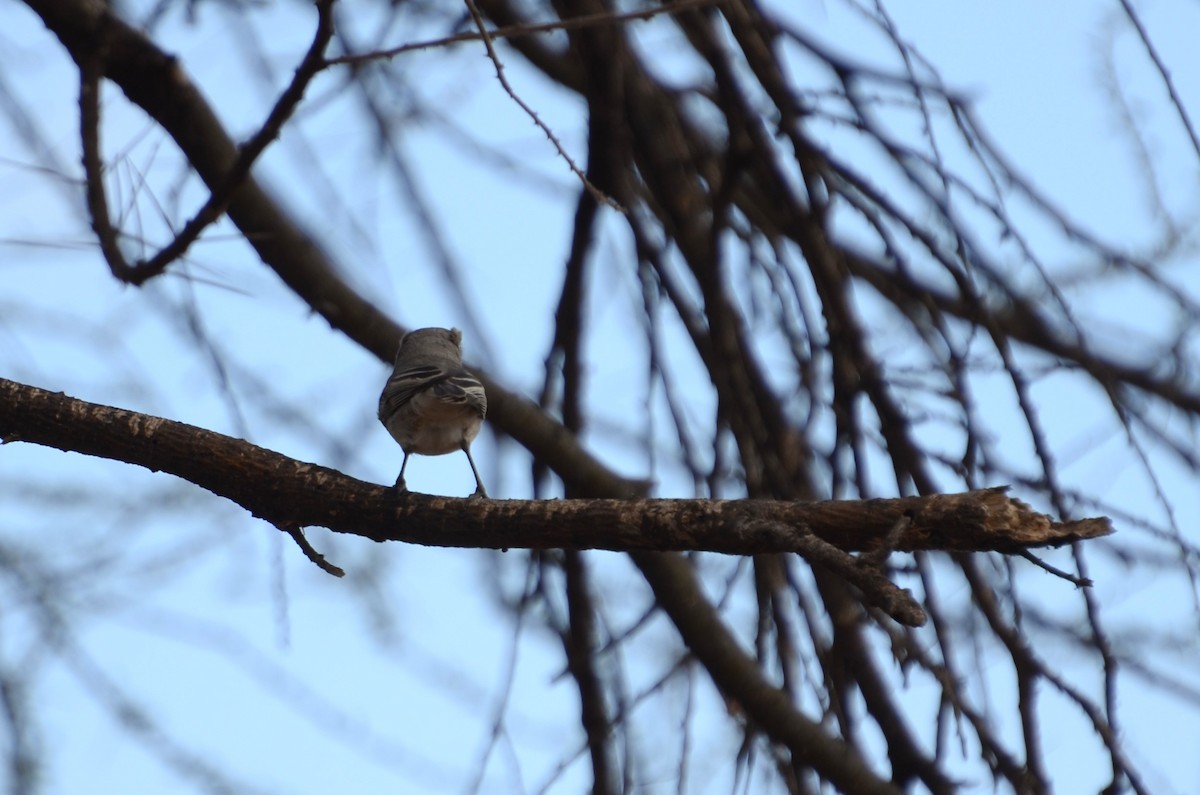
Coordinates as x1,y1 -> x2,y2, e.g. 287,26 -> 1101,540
432,373 -> 488,418
378,364 -> 446,419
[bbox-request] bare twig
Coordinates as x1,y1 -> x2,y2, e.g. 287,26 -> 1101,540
281,524 -> 345,578
1017,549 -> 1091,588
462,0 -> 622,210
1117,0 -> 1200,161
324,0 -> 720,67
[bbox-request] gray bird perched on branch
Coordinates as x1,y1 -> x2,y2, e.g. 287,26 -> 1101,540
378,327 -> 488,498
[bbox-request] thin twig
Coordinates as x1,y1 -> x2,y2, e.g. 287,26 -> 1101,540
324,0 -> 720,67
283,525 -> 345,578
1017,549 -> 1092,588
1117,0 -> 1200,162
461,0 -> 622,210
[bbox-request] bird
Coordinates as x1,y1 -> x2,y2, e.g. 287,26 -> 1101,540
378,327 -> 488,498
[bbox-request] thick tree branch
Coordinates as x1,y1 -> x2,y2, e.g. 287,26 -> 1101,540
0,378 -> 1111,557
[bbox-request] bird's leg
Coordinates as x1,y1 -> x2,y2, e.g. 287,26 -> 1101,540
393,451 -> 411,494
462,445 -> 488,499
